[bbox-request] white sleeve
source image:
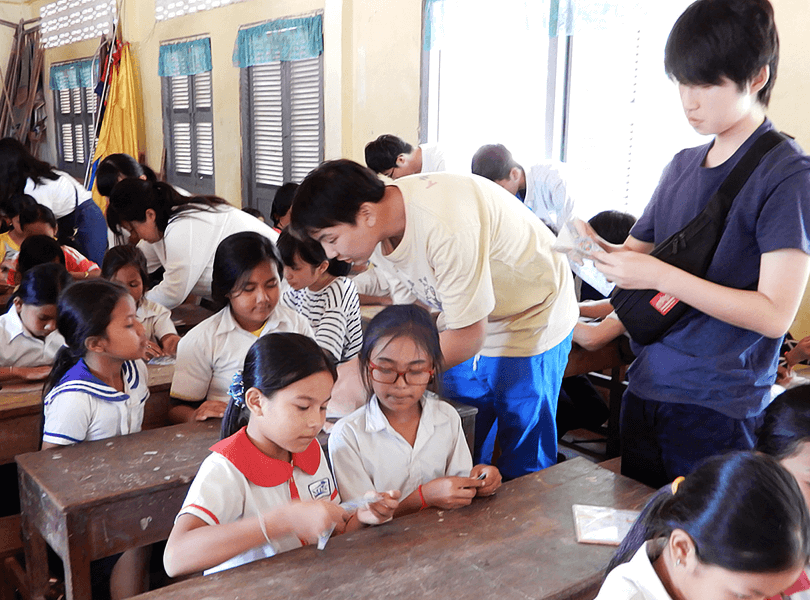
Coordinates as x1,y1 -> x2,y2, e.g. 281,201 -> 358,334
144,217 -> 211,309
442,403 -> 474,477
328,418 -> 376,502
350,265 -> 390,297
152,303 -> 179,340
179,456 -> 247,526
43,390 -> 93,445
171,325 -> 214,401
138,240 -> 163,274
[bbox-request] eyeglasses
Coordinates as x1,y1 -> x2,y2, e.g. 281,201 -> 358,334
368,360 -> 433,385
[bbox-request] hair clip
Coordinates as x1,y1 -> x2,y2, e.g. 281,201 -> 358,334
671,476 -> 685,495
228,370 -> 246,407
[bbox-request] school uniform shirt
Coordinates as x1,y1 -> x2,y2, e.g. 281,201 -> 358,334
523,161 -> 576,234
43,358 -> 149,446
0,232 -> 20,285
329,391 -> 473,502
779,569 -> 810,600
171,303 -> 313,404
373,173 -> 578,357
419,143 -> 446,173
141,206 -> 279,310
0,304 -> 64,367
282,276 -> 363,363
178,427 -> 339,575
24,170 -> 93,219
595,542 -> 673,600
62,246 -> 99,276
137,296 -> 177,344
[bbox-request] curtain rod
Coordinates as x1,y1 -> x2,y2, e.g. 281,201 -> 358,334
160,32 -> 211,45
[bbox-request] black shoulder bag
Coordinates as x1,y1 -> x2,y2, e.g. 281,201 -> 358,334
610,129 -> 789,346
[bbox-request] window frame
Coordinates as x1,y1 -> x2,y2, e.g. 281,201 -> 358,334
53,70 -> 97,180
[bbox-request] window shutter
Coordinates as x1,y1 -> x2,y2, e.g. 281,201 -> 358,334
251,62 -> 284,187
289,56 -> 322,182
194,71 -> 214,177
52,61 -> 96,176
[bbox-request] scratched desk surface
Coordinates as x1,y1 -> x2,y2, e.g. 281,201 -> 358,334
132,457 -> 652,600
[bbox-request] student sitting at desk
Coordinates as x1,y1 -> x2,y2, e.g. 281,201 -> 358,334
0,263 -> 70,381
164,333 -> 399,577
330,305 -> 501,515
0,193 -> 35,284
170,232 -> 312,423
41,279 -> 150,599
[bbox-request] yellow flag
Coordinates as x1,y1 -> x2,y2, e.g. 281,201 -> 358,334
90,43 -> 140,213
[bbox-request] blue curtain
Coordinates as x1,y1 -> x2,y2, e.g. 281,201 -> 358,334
158,38 -> 213,77
50,59 -> 94,90
233,14 -> 322,68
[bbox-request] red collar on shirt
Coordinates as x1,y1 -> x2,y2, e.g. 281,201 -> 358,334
770,571 -> 810,600
209,427 -> 321,487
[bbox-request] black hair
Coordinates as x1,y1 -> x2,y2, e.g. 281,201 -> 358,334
664,0 -> 779,106
1,193 -> 37,220
106,178 -> 226,236
290,159 -> 386,235
221,332 -> 338,439
101,244 -> 150,290
43,279 -> 130,397
15,262 -> 71,307
606,451 -> 810,578
358,304 -> 443,397
19,203 -> 57,231
471,144 -> 521,182
95,153 -> 157,197
0,137 -> 59,205
241,207 -> 265,221
211,232 -> 283,310
18,235 -> 65,278
588,210 -> 637,245
270,183 -> 298,227
756,386 -> 810,460
364,134 -> 413,174
276,229 -> 351,278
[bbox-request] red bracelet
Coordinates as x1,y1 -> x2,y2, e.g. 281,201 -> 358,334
418,484 -> 428,510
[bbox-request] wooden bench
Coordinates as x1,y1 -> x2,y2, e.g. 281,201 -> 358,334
130,458 -> 652,600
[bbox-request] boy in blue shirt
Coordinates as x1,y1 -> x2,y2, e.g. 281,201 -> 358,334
588,0 -> 810,487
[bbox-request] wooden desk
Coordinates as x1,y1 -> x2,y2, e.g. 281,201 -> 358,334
170,303 -> 213,336
132,458 -> 652,600
0,362 -> 176,465
564,337 -> 633,459
17,419 -> 220,600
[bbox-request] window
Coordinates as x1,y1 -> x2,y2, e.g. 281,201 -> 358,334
52,61 -> 97,179
422,1 -> 705,219
161,70 -> 215,195
40,0 -> 116,49
238,16 -> 324,217
155,0 -> 247,22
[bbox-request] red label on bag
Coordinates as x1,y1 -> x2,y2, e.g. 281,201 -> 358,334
650,292 -> 680,315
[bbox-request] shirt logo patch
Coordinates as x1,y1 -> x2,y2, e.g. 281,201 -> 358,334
308,478 -> 332,500
650,292 -> 679,315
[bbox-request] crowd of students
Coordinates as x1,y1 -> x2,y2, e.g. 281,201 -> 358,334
2,0 -> 810,598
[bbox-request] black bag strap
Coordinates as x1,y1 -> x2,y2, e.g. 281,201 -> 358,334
709,129 -> 787,217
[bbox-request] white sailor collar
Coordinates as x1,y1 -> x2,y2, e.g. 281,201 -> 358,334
364,393 -> 436,436
49,358 -> 144,403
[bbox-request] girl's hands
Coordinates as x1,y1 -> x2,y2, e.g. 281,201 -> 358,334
469,465 -> 502,496
356,490 -> 401,525
421,476 -> 483,509
193,400 -> 227,421
15,365 -> 52,381
143,340 -> 165,361
786,336 -> 810,368
275,500 -> 349,544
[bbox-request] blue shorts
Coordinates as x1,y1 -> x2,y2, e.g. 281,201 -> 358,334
442,332 -> 572,479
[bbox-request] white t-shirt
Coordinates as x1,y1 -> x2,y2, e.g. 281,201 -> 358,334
0,305 -> 65,367
419,143 -> 446,174
137,296 -> 177,344
351,261 -> 419,305
142,206 -> 279,309
282,276 -> 363,363
373,173 -> 578,357
171,304 -> 313,403
24,171 -> 94,218
43,359 -> 149,445
178,428 -> 339,575
595,542 -> 673,600
524,161 -> 575,234
329,391 -> 473,501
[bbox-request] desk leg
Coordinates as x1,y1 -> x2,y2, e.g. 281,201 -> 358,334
63,537 -> 93,600
20,514 -> 48,600
606,366 -> 623,459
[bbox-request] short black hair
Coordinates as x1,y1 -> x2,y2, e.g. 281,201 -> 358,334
665,0 -> 779,106
270,183 -> 298,226
19,204 -> 57,230
18,235 -> 65,277
241,207 -> 265,221
471,144 -> 521,182
1,193 -> 36,219
756,385 -> 810,460
16,262 -> 72,307
588,211 -> 637,245
95,153 -> 156,197
101,244 -> 150,289
290,159 -> 386,234
364,134 -> 413,174
211,232 -> 283,309
276,229 -> 351,277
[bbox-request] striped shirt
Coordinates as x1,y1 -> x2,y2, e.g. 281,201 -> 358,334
282,276 -> 362,363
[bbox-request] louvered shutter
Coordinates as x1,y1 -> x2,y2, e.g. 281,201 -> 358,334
53,64 -> 97,178
289,57 -> 322,182
251,62 -> 284,187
